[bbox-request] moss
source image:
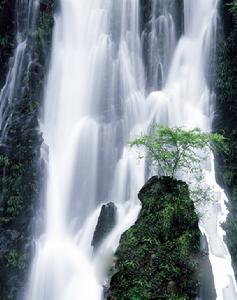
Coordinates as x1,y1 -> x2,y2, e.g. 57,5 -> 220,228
0,1 -> 56,299
214,0 -> 237,277
108,177 -> 201,300
5,249 -> 28,271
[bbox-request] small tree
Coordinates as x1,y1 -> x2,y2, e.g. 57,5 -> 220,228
130,125 -> 226,179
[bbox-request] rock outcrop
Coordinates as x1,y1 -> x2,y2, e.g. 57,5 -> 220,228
108,176 -> 201,300
214,0 -> 237,277
92,202 -> 117,251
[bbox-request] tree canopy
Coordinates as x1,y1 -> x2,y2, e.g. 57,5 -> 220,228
130,125 -> 226,179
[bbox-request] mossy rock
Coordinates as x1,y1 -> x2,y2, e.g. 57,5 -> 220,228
108,176 -> 201,300
0,1 -> 56,299
214,0 -> 237,277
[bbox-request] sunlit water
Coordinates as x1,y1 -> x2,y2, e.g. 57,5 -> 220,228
26,1 -> 237,299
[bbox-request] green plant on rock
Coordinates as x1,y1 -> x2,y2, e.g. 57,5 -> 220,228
0,154 -> 10,167
214,0 -> 237,277
130,125 -> 226,179
108,177 -> 201,299
5,249 -> 18,268
5,250 -> 28,271
229,0 -> 237,18
6,195 -> 23,216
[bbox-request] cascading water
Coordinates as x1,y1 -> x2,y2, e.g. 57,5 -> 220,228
147,0 -> 237,299
0,0 -> 39,136
27,1 -> 146,299
145,0 -> 177,91
26,0 -> 237,300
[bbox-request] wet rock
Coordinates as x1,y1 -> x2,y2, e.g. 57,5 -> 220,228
0,0 -> 15,84
0,144 -> 8,155
103,282 -> 110,299
92,202 -> 117,250
199,234 -> 216,300
167,280 -> 176,293
0,0 -> 56,298
0,230 -> 20,256
150,253 -> 159,266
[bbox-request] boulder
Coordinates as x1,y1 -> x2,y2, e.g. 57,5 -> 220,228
92,202 -> 117,251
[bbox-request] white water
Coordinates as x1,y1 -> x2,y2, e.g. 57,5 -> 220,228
27,1 -> 237,300
27,1 -> 146,299
0,0 -> 39,137
148,0 -> 237,299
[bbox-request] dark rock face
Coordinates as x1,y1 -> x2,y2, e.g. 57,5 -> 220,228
199,235 -> 216,300
214,0 -> 237,277
0,1 -> 56,299
92,202 -> 117,250
219,0 -> 235,36
0,0 -> 16,85
108,176 -> 201,300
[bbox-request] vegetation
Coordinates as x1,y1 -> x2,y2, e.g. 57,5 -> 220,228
108,177 -> 201,300
0,0 -> 15,84
5,250 -> 28,271
109,127 -> 221,299
214,0 -> 237,277
130,125 -> 225,179
229,0 -> 237,17
0,1 -> 56,299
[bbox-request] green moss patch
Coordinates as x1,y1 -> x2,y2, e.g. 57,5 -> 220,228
108,176 -> 201,300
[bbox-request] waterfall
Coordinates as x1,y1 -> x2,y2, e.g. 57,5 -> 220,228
0,0 -> 39,137
147,0 -> 237,299
145,0 -> 178,91
27,1 -> 146,299
26,0 -> 237,300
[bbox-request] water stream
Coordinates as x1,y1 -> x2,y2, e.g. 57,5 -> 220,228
26,1 -> 237,299
0,0 -> 39,138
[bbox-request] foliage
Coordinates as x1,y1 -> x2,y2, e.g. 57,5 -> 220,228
0,154 -> 10,167
5,250 -> 28,271
130,125 -> 226,178
0,0 -> 15,84
214,0 -> 237,277
0,1 -> 55,299
229,0 -> 237,19
108,177 -> 201,300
